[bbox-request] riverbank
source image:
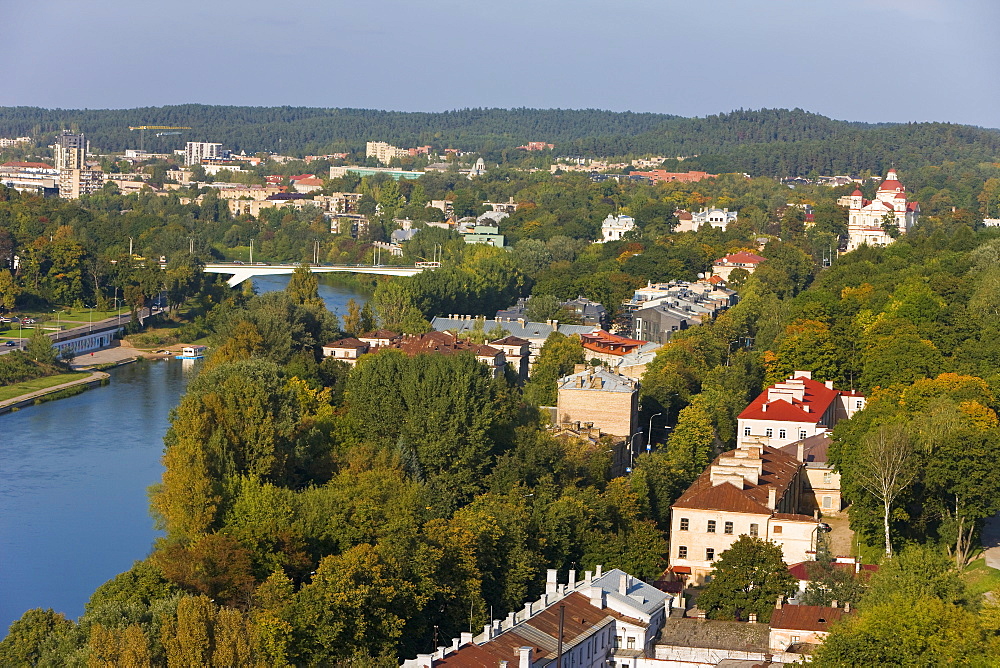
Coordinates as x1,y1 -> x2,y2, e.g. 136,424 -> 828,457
0,370 -> 110,414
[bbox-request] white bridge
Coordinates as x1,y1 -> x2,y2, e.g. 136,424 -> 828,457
204,262 -> 435,287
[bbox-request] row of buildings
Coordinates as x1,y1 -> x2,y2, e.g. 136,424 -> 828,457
401,564 -> 851,667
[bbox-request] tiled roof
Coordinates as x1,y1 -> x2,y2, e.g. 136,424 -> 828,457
788,561 -> 878,581
490,335 -> 530,346
717,251 -> 766,265
580,330 -> 647,356
436,592 -> 614,667
672,446 -> 802,513
770,604 -> 850,632
737,375 -> 841,425
324,337 -> 367,348
778,432 -> 832,464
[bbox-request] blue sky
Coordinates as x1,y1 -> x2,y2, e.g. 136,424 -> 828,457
6,0 -> 999,127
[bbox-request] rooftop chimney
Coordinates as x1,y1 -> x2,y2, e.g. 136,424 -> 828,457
460,632 -> 473,646
569,569 -> 577,590
776,595 -> 784,610
767,487 -> 777,510
619,573 -> 628,595
518,646 -> 533,668
546,569 -> 558,595
596,564 -> 603,577
797,441 -> 805,462
844,602 -> 851,613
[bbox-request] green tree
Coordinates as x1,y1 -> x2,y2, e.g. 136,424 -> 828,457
523,332 -> 584,406
25,326 -> 57,366
696,536 -> 797,623
0,268 -> 20,310
851,424 -> 916,558
0,608 -> 74,667
285,264 -> 323,307
664,397 -> 716,479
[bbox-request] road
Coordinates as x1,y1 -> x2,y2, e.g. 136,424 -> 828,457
0,305 -> 163,356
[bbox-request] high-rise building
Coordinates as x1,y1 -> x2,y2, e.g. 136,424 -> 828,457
53,131 -> 87,170
185,141 -> 223,166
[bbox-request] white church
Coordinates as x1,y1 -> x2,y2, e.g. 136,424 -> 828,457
845,168 -> 919,251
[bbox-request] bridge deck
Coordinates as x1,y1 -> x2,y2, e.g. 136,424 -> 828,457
203,263 -> 429,287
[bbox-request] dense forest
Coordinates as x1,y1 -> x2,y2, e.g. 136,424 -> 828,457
2,105 -> 999,176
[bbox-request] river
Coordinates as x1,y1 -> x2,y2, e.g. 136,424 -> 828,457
0,276 -> 370,633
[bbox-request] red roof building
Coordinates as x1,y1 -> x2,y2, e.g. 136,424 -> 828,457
629,170 -> 718,184
713,251 -> 767,281
737,371 -> 865,450
845,168 -> 920,251
769,601 -> 854,654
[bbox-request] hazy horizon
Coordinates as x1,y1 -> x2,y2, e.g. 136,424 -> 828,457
7,0 -> 999,128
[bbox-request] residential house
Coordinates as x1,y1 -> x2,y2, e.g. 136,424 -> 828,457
556,366 -> 639,438
324,330 -> 508,377
496,296 -> 608,328
489,335 -> 531,379
738,372 -> 865,450
401,566 -> 671,668
598,213 -> 636,242
578,330 -> 656,370
712,251 -> 766,281
431,316 -> 595,368
787,558 -> 877,601
321,337 -> 368,365
674,207 -> 738,233
668,442 -> 821,585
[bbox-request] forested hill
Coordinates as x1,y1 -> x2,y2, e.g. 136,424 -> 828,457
1,105 -> 998,175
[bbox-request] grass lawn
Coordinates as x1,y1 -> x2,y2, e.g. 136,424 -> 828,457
962,558 -> 1000,598
0,372 -> 90,402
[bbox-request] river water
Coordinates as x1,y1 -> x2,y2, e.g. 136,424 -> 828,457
0,276 -> 369,633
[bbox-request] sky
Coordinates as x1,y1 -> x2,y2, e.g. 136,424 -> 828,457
5,0 -> 999,128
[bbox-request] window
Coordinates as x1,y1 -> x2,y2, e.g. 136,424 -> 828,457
823,471 -> 833,484
724,521 -> 734,534
706,548 -> 715,560
678,545 -> 688,559
749,523 -> 758,537
765,428 -> 773,437
792,635 -> 800,644
679,518 -> 689,531
707,520 -> 716,533
773,525 -> 783,534
615,636 -> 621,648
799,429 -> 807,439
823,496 -> 833,509
856,400 -> 863,410
779,429 -> 786,439
744,426 -> 751,436
627,637 -> 636,650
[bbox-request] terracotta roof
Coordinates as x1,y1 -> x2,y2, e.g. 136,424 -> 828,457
2,161 -> 54,169
851,189 -> 863,196
771,513 -> 815,522
490,335 -> 530,346
293,177 -> 323,186
324,337 -> 367,348
672,446 -> 802,513
676,210 -> 693,220
778,432 -> 832,464
737,376 -> 842,425
878,179 -> 902,192
436,592 -> 614,667
580,329 -> 646,356
716,251 -> 766,265
770,604 -> 850,632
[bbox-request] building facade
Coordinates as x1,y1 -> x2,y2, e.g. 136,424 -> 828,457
712,251 -> 766,281
184,141 -> 223,166
845,169 -> 919,251
556,366 -> 639,438
669,442 -> 820,585
598,214 -> 636,242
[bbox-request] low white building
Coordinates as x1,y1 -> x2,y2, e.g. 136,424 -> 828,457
675,208 -> 738,232
598,214 -> 636,242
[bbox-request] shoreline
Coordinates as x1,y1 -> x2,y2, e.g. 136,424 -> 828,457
0,370 -> 110,414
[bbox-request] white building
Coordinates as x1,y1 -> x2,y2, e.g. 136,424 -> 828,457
845,169 -> 919,251
598,214 -> 636,242
184,142 -> 223,166
737,371 -> 865,450
366,141 -> 409,165
675,207 -> 738,233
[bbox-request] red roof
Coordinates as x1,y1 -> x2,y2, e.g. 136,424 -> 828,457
2,161 -> 54,169
580,330 -> 646,357
737,375 -> 842,425
851,189 -> 863,196
716,251 -> 766,265
878,179 -> 903,192
770,604 -> 851,632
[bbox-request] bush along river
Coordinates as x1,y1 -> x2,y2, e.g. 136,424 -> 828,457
0,275 -> 370,633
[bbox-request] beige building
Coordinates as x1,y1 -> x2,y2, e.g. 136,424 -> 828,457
669,442 -> 820,585
58,168 -> 104,199
185,141 -> 222,166
779,433 -> 843,515
556,366 -> 639,438
769,601 -> 851,654
712,251 -> 766,281
366,141 -> 409,164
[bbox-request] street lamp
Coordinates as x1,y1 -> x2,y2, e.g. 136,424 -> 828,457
628,432 -> 643,472
647,412 -> 662,451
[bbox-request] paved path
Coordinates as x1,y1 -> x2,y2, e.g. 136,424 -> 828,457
983,514 -> 1000,570
0,370 -> 109,412
70,341 -> 145,368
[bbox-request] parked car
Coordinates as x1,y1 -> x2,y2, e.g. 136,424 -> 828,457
818,522 -> 832,532
5,340 -> 16,346
21,318 -> 34,324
